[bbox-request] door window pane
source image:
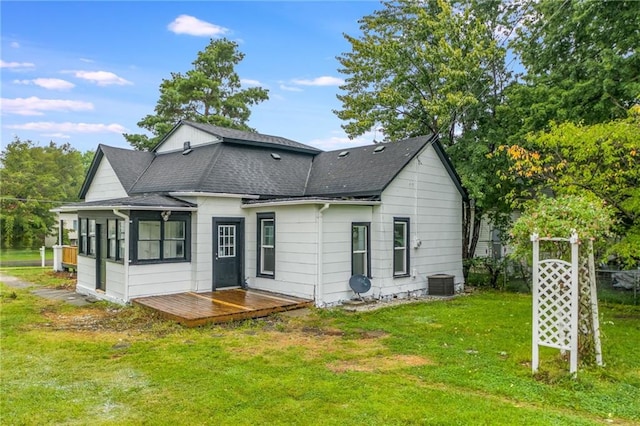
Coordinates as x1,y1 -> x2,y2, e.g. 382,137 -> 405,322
218,225 -> 236,258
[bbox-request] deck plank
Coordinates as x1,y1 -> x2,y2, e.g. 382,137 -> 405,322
132,289 -> 312,327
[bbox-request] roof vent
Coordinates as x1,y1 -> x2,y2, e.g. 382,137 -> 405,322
270,153 -> 281,160
182,141 -> 193,155
338,151 -> 349,158
373,145 -> 386,153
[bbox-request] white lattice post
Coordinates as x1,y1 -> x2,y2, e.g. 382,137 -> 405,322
531,233 -> 540,373
587,239 -> 603,366
569,232 -> 580,374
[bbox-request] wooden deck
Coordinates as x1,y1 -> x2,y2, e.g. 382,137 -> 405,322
132,289 -> 313,327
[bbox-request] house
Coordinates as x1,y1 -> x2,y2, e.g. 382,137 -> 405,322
57,121 -> 468,306
45,212 -> 79,247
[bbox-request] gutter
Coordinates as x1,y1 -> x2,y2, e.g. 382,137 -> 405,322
112,209 -> 131,302
316,203 -> 331,306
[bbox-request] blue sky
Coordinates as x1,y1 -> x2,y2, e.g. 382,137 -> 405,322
1,1 -> 383,153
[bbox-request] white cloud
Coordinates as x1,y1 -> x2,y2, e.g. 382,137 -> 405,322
291,76 -> 344,87
13,78 -> 75,90
279,84 -> 303,92
73,70 -> 132,86
7,122 -> 127,134
10,42 -> 20,49
168,15 -> 229,37
241,78 -> 263,87
79,58 -> 95,63
1,59 -> 35,70
1,97 -> 93,116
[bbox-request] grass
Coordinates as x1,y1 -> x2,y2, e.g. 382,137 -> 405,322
1,271 -> 639,425
0,248 -> 53,263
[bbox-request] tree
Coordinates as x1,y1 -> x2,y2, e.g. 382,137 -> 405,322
506,0 -> 640,138
0,138 -> 84,248
504,109 -> 640,266
124,38 -> 269,151
335,0 -> 518,270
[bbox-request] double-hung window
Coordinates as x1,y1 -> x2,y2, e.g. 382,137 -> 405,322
107,219 -> 126,261
257,213 -> 275,277
79,219 -> 88,254
87,220 -> 96,256
163,221 -> 186,259
393,218 -> 410,276
352,222 -> 370,277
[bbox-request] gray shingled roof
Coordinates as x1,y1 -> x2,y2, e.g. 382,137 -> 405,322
80,123 -> 466,205
131,143 -> 313,196
160,121 -> 322,154
304,136 -> 434,197
79,145 -> 154,198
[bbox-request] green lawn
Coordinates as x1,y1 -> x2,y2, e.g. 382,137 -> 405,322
0,248 -> 53,263
1,272 -> 639,425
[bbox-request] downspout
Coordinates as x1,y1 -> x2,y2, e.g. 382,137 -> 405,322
316,203 -> 331,306
113,209 -> 130,303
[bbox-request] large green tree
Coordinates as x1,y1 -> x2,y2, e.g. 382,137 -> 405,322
0,138 -> 85,248
506,0 -> 640,137
124,38 -> 269,151
504,109 -> 640,266
335,0 -> 517,266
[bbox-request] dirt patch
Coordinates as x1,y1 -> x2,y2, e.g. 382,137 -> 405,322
34,305 -> 171,333
327,354 -> 432,373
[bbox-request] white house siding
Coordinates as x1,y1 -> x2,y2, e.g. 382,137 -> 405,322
376,145 -> 464,297
246,205 -> 319,300
76,255 -> 95,296
127,262 -> 192,298
320,205 -> 374,305
76,256 -> 127,303
186,196 -> 245,293
156,126 -> 220,153
474,216 -> 494,258
105,261 -> 125,301
84,158 -> 127,202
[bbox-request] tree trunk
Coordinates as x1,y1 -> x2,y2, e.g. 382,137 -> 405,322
462,200 -> 482,280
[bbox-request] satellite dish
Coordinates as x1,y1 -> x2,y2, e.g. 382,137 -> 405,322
349,274 -> 372,295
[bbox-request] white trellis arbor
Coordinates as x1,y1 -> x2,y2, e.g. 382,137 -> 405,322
531,232 -> 603,375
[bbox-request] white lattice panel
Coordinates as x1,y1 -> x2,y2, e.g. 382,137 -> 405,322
531,232 -> 580,374
536,260 -> 574,350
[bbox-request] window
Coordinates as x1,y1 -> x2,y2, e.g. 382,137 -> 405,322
107,219 -> 126,260
257,213 -> 275,277
108,220 -> 117,259
118,220 -> 125,259
79,219 -> 87,254
137,220 -> 161,260
131,212 -> 190,263
164,221 -> 185,259
87,220 -> 96,256
218,225 -> 236,258
394,218 -> 410,276
73,220 -> 78,232
352,222 -> 370,277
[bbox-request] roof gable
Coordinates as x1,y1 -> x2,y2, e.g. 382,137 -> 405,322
79,145 -> 154,199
